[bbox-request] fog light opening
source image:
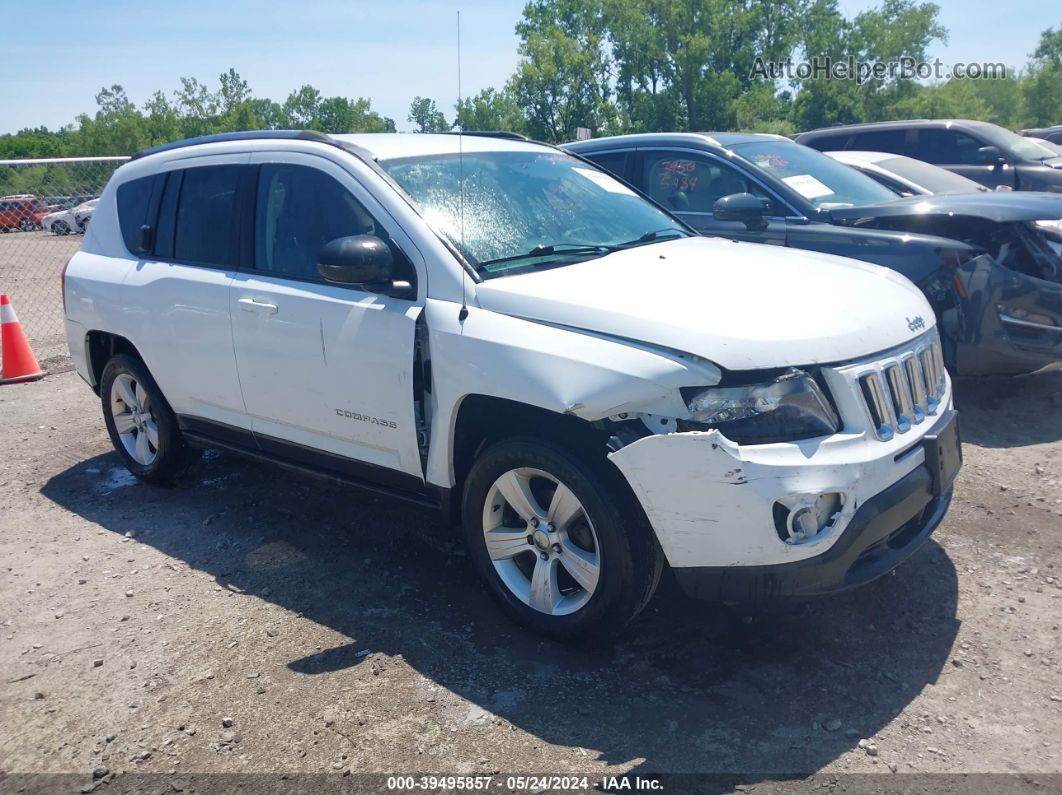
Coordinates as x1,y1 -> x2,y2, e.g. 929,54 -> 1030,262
774,492 -> 844,544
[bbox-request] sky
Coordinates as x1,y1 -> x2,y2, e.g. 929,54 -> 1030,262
0,0 -> 1057,135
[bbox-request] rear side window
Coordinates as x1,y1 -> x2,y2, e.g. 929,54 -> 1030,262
583,151 -> 629,180
800,132 -> 850,151
849,129 -> 908,153
116,176 -> 156,254
173,165 -> 243,267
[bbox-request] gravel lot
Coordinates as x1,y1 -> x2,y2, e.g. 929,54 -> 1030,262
1,362 -> 1060,792
0,230 -> 81,368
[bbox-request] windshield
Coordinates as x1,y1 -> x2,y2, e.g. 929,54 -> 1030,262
731,140 -> 897,209
380,150 -> 686,277
878,156 -> 987,194
990,126 -> 1058,161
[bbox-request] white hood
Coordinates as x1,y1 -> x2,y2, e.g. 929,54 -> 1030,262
474,236 -> 933,371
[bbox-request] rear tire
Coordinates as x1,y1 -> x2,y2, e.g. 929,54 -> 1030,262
462,436 -> 662,641
100,354 -> 191,484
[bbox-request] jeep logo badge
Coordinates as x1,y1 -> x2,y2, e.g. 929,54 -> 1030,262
907,316 -> 925,332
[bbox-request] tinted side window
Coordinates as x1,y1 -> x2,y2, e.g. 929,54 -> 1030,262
173,165 -> 242,267
116,175 -> 157,253
153,171 -> 182,259
801,133 -> 850,151
253,163 -> 381,281
642,152 -> 783,215
913,129 -> 985,165
849,129 -> 908,154
582,152 -> 628,180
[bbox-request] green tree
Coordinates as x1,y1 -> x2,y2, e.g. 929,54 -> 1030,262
407,96 -> 450,132
454,87 -> 526,133
218,68 -> 251,115
1022,23 -> 1062,126
282,85 -> 322,127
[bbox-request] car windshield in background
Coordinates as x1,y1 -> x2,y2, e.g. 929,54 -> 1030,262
878,156 -> 987,194
380,151 -> 686,277
993,126 -> 1059,161
731,140 -> 898,209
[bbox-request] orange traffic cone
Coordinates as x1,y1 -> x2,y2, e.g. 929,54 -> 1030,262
0,294 -> 44,384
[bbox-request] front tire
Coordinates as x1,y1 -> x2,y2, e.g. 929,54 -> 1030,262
462,437 -> 662,640
100,354 -> 190,484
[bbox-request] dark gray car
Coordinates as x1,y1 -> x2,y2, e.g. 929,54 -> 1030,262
794,120 -> 1062,193
1022,126 -> 1062,146
565,132 -> 1062,376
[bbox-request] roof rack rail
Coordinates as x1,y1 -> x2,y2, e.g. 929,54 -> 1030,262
131,130 -> 333,160
442,130 -> 529,141
128,129 -> 378,161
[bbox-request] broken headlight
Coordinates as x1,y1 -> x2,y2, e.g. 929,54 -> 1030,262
681,369 -> 840,445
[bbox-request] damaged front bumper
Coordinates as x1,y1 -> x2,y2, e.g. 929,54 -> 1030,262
670,460 -> 951,602
608,393 -> 960,603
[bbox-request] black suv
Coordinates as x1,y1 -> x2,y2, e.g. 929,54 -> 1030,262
565,132 -> 1062,376
795,119 -> 1062,192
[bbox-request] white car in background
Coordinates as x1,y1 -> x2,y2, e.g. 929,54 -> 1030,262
825,150 -> 993,196
43,198 -> 98,235
827,150 -> 1062,253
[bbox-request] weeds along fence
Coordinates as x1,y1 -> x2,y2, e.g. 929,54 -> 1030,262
0,156 -> 128,367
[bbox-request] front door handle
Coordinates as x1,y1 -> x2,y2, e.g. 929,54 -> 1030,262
237,297 -> 278,315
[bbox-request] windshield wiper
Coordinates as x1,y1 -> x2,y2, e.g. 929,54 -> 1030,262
480,242 -> 619,267
619,227 -> 689,246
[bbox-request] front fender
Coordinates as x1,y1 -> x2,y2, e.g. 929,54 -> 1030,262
422,299 -> 720,487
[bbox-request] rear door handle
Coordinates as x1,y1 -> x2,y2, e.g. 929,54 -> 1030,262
237,297 -> 278,315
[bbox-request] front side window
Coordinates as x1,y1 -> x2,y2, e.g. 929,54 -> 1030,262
914,130 -> 985,165
381,150 -> 687,278
173,165 -> 242,267
254,163 -> 380,280
731,140 -> 897,209
642,152 -> 784,215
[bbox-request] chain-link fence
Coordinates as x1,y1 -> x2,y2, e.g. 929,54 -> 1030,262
0,156 -> 127,368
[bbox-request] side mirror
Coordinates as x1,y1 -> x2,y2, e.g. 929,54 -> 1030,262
317,235 -> 413,297
713,192 -> 770,231
976,145 -> 1005,167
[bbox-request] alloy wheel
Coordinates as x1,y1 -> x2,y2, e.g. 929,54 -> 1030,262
481,467 -> 601,616
110,372 -> 160,466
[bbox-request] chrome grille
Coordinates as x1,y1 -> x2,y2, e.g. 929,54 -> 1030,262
857,334 -> 946,441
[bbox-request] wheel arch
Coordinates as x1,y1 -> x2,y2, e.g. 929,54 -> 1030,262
85,331 -> 146,394
446,394 -> 610,524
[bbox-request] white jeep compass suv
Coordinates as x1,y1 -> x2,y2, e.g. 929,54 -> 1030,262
63,130 -> 961,638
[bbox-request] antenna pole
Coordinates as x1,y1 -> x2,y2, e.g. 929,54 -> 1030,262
457,9 -> 469,322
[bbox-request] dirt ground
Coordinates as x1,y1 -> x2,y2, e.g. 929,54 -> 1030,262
1,363 -> 1060,793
